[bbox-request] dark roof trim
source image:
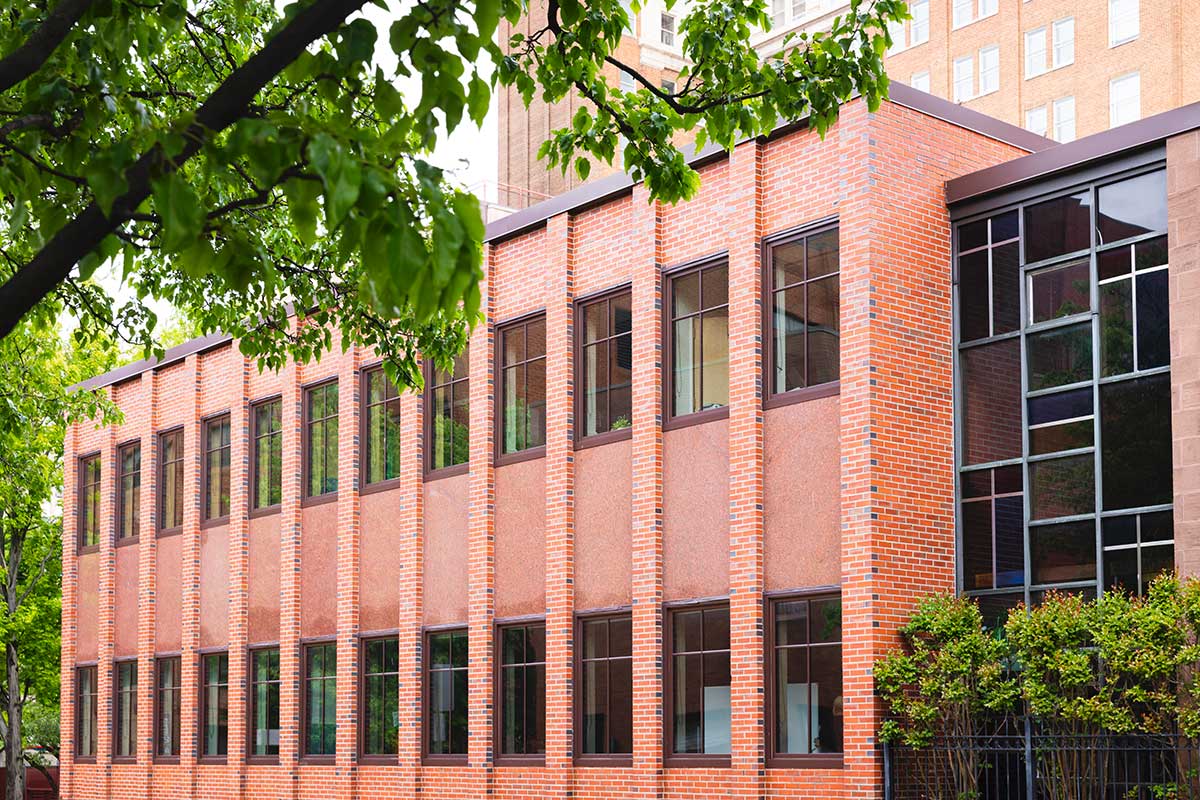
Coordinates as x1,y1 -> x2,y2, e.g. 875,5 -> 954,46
948,100 -> 1200,206
484,87 -> 1051,245
70,332 -> 231,394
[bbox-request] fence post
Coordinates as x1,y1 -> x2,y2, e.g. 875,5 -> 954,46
882,741 -> 892,800
1024,716 -> 1035,798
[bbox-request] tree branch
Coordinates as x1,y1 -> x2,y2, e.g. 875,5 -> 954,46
0,0 -> 96,94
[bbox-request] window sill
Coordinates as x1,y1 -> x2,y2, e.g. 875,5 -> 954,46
1109,36 -> 1138,49
198,756 -> 228,765
300,492 -> 338,508
112,756 -> 136,764
663,404 -> 729,432
246,755 -> 280,766
362,478 -> 403,496
423,754 -> 469,767
575,426 -> 633,451
768,753 -> 844,770
764,380 -> 840,409
115,535 -> 140,548
425,462 -> 469,482
157,527 -> 182,539
575,754 -> 633,768
201,516 -> 229,530
154,756 -> 180,765
76,544 -> 100,556
300,755 -> 335,765
359,754 -> 399,766
495,755 -> 546,768
495,445 -> 546,468
249,505 -> 281,520
664,753 -> 731,769
74,756 -> 97,764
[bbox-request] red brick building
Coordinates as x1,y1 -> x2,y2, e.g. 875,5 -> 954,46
59,87 -> 1198,799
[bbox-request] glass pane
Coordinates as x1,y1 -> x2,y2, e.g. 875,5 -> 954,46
773,285 -> 807,393
1136,269 -> 1169,369
1097,170 -> 1166,244
582,661 -> 606,754
1098,247 -> 1131,281
703,607 -> 730,651
810,598 -> 841,643
995,496 -> 1025,587
1027,323 -> 1092,391
807,276 -> 839,386
526,664 -> 546,754
775,647 -> 808,754
962,500 -> 993,591
1100,279 -> 1134,376
673,653 -> 702,753
700,307 -> 729,410
673,272 -> 699,317
773,240 -> 805,288
1025,191 -> 1092,263
526,318 -> 546,360
451,631 -> 469,668
608,657 -> 633,754
673,317 -> 701,416
502,364 -> 524,454
1104,546 -> 1138,594
959,219 -> 988,252
807,229 -> 839,278
1027,387 -> 1092,426
608,337 -> 632,431
774,601 -> 808,647
1136,236 -> 1168,270
503,325 -> 524,366
961,340 -> 1022,465
701,651 -> 731,754
1030,259 -> 1089,323
324,417 -> 338,494
958,249 -> 990,342
976,593 -> 1021,632
1030,520 -> 1096,584
609,616 -> 632,658
526,625 -> 546,662
583,342 -> 608,437
992,210 -> 1019,242
582,620 -> 608,660
611,293 -> 632,336
701,264 -> 728,309
1029,454 -> 1094,520
992,242 -> 1020,335
431,632 -> 451,668
1142,545 -> 1174,589
1101,373 -> 1172,510
674,610 -> 702,653
584,300 -> 608,344
1029,419 -> 1093,455
502,627 -> 524,665
1142,510 -> 1174,543
809,645 -> 843,754
1102,515 -> 1137,547
525,357 -> 547,449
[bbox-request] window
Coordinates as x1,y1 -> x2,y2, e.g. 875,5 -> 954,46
498,622 -> 546,757
305,382 -> 339,498
159,429 -> 183,531
427,629 -> 468,758
1103,511 -> 1174,596
361,637 -> 399,757
499,316 -> 547,455
579,614 -> 633,757
661,78 -> 676,94
978,46 -> 1000,95
1053,97 -> 1076,142
619,0 -> 635,33
910,71 -> 930,93
252,399 -> 282,509
77,666 -> 97,758
911,0 -> 929,44
660,12 -> 675,46
770,596 -> 843,761
1052,18 -> 1074,68
1109,0 -> 1139,46
953,56 -> 974,102
79,454 -> 100,548
304,643 -> 337,756
669,604 -> 730,757
769,227 -> 840,397
1025,106 -> 1048,137
364,368 -> 401,485
1110,72 -> 1141,128
961,466 -> 1025,590
203,416 -> 231,521
579,289 -> 633,438
118,443 -> 140,540
1024,28 -> 1046,78
952,0 -> 973,28
114,660 -> 137,759
619,69 -> 635,93
426,351 -> 470,472
669,260 -> 729,418
978,0 -> 997,17
886,19 -> 905,53
200,652 -> 229,757
155,656 -> 181,757
249,648 -> 281,757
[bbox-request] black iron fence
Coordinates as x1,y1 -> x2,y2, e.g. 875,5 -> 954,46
883,722 -> 1200,800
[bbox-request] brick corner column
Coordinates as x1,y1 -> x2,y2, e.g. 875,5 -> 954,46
227,356 -> 252,795
278,349 -> 303,795
396,377 -> 425,795
59,423 -> 80,800
136,370 -> 159,793
180,354 -> 202,789
96,394 -> 117,798
335,347 -> 363,797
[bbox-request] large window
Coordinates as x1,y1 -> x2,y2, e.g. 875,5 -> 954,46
1024,28 -> 1046,78
305,382 -> 339,498
361,637 -> 399,757
910,0 -> 929,44
118,443 -> 140,540
426,351 -> 470,473
978,45 -> 1000,96
1109,0 -> 1139,46
953,56 -> 973,102
768,226 -> 840,397
1110,72 -> 1141,128
114,660 -> 138,759
159,429 -> 183,531
1052,18 -> 1074,68
364,368 -> 401,485
1053,97 -> 1076,143
252,399 -> 282,510
77,666 -> 97,758
498,622 -> 546,757
155,656 -> 181,757
579,289 -> 633,438
249,648 -> 281,757
770,596 -> 843,762
427,628 -> 468,759
668,604 -> 730,758
499,316 -> 547,455
79,454 -> 100,548
956,167 -> 1173,607
203,416 -> 231,521
304,643 -> 337,756
669,260 -> 729,418
579,614 -> 633,758
200,653 -> 229,757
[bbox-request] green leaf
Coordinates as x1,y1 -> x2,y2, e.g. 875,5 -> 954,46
283,177 -> 322,246
306,133 -> 361,228
467,75 -> 490,126
150,172 -> 205,253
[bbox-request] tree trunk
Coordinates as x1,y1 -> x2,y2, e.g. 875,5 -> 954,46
5,642 -> 22,800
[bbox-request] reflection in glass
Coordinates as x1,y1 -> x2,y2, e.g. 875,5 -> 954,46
1097,170 -> 1166,244
1030,520 -> 1096,584
1101,373 -> 1172,511
961,340 -> 1022,465
1030,454 -> 1094,520
1027,323 -> 1092,391
1024,191 -> 1092,263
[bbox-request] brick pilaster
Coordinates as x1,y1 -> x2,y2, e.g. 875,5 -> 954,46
95,393 -> 116,800
396,385 -> 425,794
59,423 -> 79,800
179,355 -> 202,790
227,357 -> 251,796
279,351 -> 303,796
136,371 -> 158,788
335,348 -> 362,797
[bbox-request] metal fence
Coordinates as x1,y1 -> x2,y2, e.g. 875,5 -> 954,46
883,723 -> 1200,800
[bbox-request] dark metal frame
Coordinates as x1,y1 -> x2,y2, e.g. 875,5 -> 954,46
574,284 -> 635,449
112,658 -> 138,762
301,378 -> 339,504
77,451 -> 101,553
360,365 -> 403,494
156,427 -> 184,536
358,634 -> 400,763
662,253 -> 731,431
200,413 -> 231,526
246,644 -> 281,764
424,353 -> 471,480
494,617 -> 547,765
494,311 -> 548,466
248,396 -> 282,516
153,654 -> 182,762
422,625 -> 470,765
115,440 -> 141,544
574,609 -> 634,766
663,599 -> 732,767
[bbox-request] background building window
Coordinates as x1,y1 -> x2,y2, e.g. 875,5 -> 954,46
1110,72 -> 1141,128
952,0 -> 972,28
579,289 -> 633,437
911,0 -> 929,44
78,454 -> 100,548
156,656 -> 181,757
362,637 -> 399,756
249,648 -> 281,757
661,78 -> 676,93
118,443 -> 140,540
159,429 -> 183,531
427,629 -> 468,757
305,382 -> 339,497
203,416 -> 231,520
114,661 -> 137,759
201,652 -> 229,757
669,260 -> 729,417
1052,18 -> 1074,68
1109,0 -> 1139,46
304,643 -> 337,756
1025,106 -> 1048,137
252,399 -> 282,509
771,596 -> 843,758
426,351 -> 470,472
1053,97 -> 1076,142
910,71 -> 930,93
619,69 -> 635,93
499,622 -> 546,756
769,227 -> 840,395
77,666 -> 97,757
660,12 -> 674,46
978,46 -> 1000,95
669,604 -> 730,755
953,56 -> 973,102
1024,28 -> 1046,78
499,316 -> 547,455
579,614 -> 633,756
364,368 -> 401,485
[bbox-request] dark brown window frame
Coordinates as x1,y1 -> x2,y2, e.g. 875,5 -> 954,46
360,366 -> 403,493
575,285 -> 635,450
495,312 -> 548,466
113,658 -> 138,762
154,654 -> 182,762
422,625 -> 469,765
663,599 -> 732,768
494,617 -> 547,765
198,649 -> 230,762
663,254 -> 732,430
358,634 -> 400,762
77,452 -> 101,552
423,353 -> 471,480
302,379 -> 339,504
246,645 -> 281,763
76,664 -> 98,761
574,608 -> 634,766
157,427 -> 185,536
764,589 -> 844,769
301,639 -> 337,761
762,222 -> 842,409
201,413 -> 232,525
116,440 -> 141,544
249,396 -> 283,516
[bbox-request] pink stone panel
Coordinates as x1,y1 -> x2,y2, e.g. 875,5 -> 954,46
574,438 -> 633,610
300,501 -> 337,637
360,487 -> 403,632
663,418 -> 729,601
248,513 -> 280,643
199,525 -> 229,648
495,457 -> 546,617
76,553 -> 98,661
113,544 -> 139,658
155,534 -> 182,652
423,473 -> 469,626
